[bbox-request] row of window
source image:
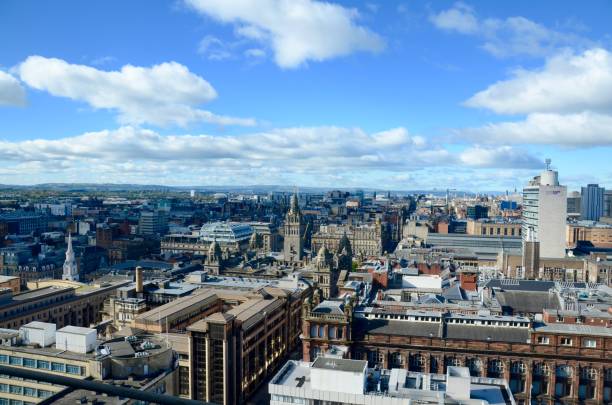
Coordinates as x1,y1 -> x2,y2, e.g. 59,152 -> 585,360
536,336 -> 597,348
0,383 -> 53,398
0,355 -> 84,375
0,400 -> 37,405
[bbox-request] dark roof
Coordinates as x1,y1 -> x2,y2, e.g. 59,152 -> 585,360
485,279 -> 556,292
442,284 -> 466,301
495,290 -> 561,314
355,318 -> 441,338
312,357 -> 367,373
445,324 -> 529,343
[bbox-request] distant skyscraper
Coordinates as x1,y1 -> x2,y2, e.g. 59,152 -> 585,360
566,191 -> 581,216
605,190 -> 612,218
62,233 -> 79,281
580,184 -> 605,221
521,161 -> 567,258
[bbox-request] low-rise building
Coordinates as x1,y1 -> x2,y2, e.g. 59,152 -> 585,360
269,359 -> 516,405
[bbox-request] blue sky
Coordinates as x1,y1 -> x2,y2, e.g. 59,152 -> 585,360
0,0 -> 611,191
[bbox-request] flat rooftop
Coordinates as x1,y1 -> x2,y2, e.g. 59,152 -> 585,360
270,360 -> 514,405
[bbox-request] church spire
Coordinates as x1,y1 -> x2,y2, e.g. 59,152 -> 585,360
62,232 -> 79,281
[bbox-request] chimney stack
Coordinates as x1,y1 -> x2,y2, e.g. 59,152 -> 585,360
135,266 -> 143,294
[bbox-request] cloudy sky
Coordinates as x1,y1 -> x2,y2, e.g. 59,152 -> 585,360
1,0 -> 611,191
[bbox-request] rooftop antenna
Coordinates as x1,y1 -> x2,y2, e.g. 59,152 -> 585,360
545,158 -> 551,171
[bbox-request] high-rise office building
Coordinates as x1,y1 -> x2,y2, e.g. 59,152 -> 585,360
566,191 -> 581,217
603,189 -> 612,218
580,184 -> 605,221
522,161 -> 567,258
138,209 -> 168,235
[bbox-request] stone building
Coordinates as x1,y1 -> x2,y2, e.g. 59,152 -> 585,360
306,301 -> 612,405
311,219 -> 384,258
283,194 -> 304,263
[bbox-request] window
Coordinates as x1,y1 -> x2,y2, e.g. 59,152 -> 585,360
0,355 -> 7,364
9,385 -> 23,395
66,365 -> 82,375
23,387 -> 36,397
310,325 -> 317,338
51,362 -> 65,372
560,337 -> 573,346
38,390 -> 52,398
537,336 -> 550,345
23,358 -> 36,368
9,356 -> 22,366
0,384 -> 8,393
328,326 -> 336,339
37,360 -> 51,370
583,338 -> 597,348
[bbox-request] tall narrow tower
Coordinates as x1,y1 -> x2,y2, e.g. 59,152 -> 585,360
283,193 -> 304,263
62,233 -> 79,281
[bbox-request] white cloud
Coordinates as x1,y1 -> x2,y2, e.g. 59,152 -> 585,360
430,3 -> 591,58
429,2 -> 478,34
17,55 -> 255,127
458,49 -> 612,147
184,0 -> 385,68
0,126 -> 540,186
465,48 -> 612,115
0,71 -> 26,107
459,145 -> 542,168
459,112 -> 612,147
198,35 -> 234,60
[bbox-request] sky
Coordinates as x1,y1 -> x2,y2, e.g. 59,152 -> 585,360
1,0 -> 611,191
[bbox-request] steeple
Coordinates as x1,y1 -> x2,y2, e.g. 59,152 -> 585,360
62,233 -> 79,281
290,193 -> 300,214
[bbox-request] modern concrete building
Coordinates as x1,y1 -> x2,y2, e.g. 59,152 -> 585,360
581,184 -> 605,221
522,164 -> 567,258
138,209 -> 168,236
269,359 -> 516,405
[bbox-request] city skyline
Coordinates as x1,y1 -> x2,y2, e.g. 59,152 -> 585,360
1,0 -> 612,190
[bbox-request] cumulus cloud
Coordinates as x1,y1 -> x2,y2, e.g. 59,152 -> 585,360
17,55 -> 255,127
0,71 -> 27,107
459,112 -> 612,147
458,49 -> 612,147
0,126 -> 540,186
184,0 -> 385,68
465,48 -> 612,115
459,145 -> 542,168
429,2 -> 478,34
430,3 -> 591,58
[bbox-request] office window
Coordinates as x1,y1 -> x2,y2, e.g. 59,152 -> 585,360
9,356 -> 22,366
38,390 -> 52,398
0,383 -> 8,392
23,358 -> 36,368
0,355 -> 7,364
23,387 -> 36,397
537,336 -> 550,345
9,385 -> 23,395
37,360 -> 51,370
66,365 -> 82,375
51,362 -> 65,372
